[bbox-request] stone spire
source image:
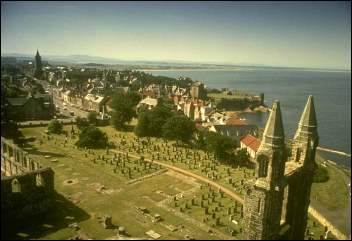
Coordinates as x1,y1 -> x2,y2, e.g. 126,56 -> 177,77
295,95 -> 317,137
261,100 -> 285,147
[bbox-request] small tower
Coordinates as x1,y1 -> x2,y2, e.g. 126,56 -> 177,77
284,95 -> 319,239
34,49 -> 43,79
243,101 -> 287,240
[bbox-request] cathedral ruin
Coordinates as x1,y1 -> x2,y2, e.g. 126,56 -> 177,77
243,95 -> 319,240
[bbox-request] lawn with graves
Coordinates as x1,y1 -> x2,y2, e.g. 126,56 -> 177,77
15,124 -> 329,240
14,126 -> 236,240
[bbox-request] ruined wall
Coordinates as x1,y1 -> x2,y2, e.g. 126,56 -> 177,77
1,137 -> 55,222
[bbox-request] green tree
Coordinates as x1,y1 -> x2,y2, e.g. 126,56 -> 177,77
134,111 -> 151,137
162,115 -> 196,143
205,132 -> 234,160
47,119 -> 63,134
75,116 -> 89,130
236,148 -> 251,166
87,112 -> 97,125
110,91 -> 139,130
313,165 -> 330,183
134,104 -> 174,137
75,126 -> 108,149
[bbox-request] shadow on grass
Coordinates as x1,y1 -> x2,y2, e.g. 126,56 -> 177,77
1,192 -> 91,240
21,141 -> 67,158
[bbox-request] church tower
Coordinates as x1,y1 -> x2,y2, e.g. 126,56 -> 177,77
243,101 -> 287,240
34,49 -> 43,79
284,95 -> 319,239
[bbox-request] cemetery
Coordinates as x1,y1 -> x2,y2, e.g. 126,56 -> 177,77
5,124 -> 328,240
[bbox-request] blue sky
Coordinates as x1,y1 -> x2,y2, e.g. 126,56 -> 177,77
1,1 -> 351,69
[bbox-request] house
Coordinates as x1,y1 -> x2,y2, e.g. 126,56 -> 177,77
240,134 -> 261,159
137,96 -> 158,110
83,94 -> 108,113
4,93 -> 55,121
190,81 -> 207,100
209,120 -> 258,145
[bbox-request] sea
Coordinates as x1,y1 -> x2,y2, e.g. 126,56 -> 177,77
146,68 -> 351,168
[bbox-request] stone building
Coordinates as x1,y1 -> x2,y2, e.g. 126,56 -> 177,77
243,96 -> 318,240
190,81 -> 207,100
1,137 -> 55,223
4,93 -> 55,121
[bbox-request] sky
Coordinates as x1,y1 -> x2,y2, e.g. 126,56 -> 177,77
1,1 -> 351,69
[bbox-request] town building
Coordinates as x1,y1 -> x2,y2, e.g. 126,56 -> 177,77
4,93 -> 55,121
240,134 -> 261,159
190,81 -> 207,100
137,96 -> 159,111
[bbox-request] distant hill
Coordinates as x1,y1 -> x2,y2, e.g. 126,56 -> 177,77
1,53 -> 349,72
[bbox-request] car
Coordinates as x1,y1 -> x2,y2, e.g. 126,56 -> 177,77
70,111 -> 75,116
63,107 -> 68,110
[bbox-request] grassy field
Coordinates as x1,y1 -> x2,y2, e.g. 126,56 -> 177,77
5,124 -> 342,240
6,125 -> 242,240
310,154 -> 350,236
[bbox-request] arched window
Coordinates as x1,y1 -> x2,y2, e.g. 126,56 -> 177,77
295,148 -> 301,163
36,173 -> 44,187
257,155 -> 269,178
11,178 -> 21,193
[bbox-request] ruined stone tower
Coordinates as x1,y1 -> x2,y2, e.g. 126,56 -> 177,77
283,95 -> 319,239
243,101 -> 287,240
243,96 -> 318,240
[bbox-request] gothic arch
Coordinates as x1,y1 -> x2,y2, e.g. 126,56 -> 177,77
36,173 -> 45,187
11,178 -> 21,193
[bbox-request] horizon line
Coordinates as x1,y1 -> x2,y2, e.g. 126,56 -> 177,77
1,52 -> 350,72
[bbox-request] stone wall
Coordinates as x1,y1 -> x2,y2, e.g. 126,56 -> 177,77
1,137 -> 55,222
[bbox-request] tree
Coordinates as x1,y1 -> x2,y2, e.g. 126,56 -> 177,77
75,116 -> 89,130
162,115 -> 195,143
134,104 -> 174,137
313,165 -> 329,183
110,91 -> 139,130
236,148 -> 250,166
87,112 -> 97,125
205,132 -> 234,160
75,126 -> 108,149
47,119 -> 63,134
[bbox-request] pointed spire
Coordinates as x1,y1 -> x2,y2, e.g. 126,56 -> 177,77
299,95 -> 317,128
295,95 -> 318,137
261,100 -> 285,147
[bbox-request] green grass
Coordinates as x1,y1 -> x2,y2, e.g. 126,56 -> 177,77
7,125 -> 347,240
7,125 -> 237,240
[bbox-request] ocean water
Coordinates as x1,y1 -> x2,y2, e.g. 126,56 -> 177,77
146,68 -> 351,168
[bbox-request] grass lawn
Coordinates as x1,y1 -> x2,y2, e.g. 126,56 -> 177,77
5,124 -> 344,240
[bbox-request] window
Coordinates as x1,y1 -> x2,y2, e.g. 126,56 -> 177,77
258,155 -> 269,177
36,173 -> 44,187
295,148 -> 301,162
11,179 -> 21,193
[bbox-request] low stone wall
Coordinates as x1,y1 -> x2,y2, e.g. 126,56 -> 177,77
308,206 -> 348,240
17,119 -> 76,128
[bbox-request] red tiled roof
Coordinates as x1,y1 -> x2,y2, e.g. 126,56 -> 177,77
225,117 -> 248,126
240,134 -> 261,152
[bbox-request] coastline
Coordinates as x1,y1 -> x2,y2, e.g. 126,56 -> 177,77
141,68 -> 351,73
